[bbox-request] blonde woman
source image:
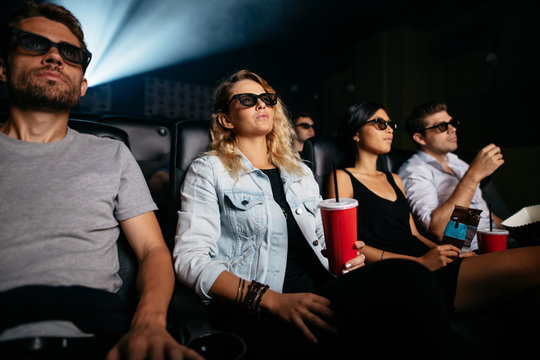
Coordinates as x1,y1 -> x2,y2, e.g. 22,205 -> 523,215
173,71 -> 450,359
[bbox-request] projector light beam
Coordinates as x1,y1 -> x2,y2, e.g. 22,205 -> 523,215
52,0 -> 310,87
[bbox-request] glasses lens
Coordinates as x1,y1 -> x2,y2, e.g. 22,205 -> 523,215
373,118 -> 395,131
237,94 -> 257,106
437,122 -> 449,132
374,118 -> 387,130
60,44 -> 84,64
19,33 -> 49,53
259,93 -> 277,106
298,123 -> 312,129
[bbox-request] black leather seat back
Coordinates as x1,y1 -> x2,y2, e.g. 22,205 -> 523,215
167,120 -> 212,244
166,119 -> 218,342
68,118 -> 130,147
377,148 -> 416,174
302,136 -> 345,198
303,136 -> 413,198
98,115 -> 172,179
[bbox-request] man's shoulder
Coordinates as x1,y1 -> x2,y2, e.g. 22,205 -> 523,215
447,152 -> 468,166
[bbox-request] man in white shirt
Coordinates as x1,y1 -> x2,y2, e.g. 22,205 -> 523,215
398,101 -> 505,250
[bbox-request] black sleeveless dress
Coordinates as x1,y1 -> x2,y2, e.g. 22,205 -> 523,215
343,170 -> 429,256
343,170 -> 461,308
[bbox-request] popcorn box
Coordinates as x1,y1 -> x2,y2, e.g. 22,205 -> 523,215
502,204 -> 540,246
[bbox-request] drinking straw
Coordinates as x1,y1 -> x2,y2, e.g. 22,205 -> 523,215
489,203 -> 493,231
332,163 -> 339,202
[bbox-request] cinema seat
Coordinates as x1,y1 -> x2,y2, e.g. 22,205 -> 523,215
68,118 -> 130,148
167,119 -> 212,243
98,115 -> 172,179
167,120 -> 247,352
302,136 -> 415,198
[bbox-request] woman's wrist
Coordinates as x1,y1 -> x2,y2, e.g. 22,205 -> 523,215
237,280 -> 270,316
259,288 -> 278,314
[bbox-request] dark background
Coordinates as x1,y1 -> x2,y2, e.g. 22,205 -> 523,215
1,0 -> 539,213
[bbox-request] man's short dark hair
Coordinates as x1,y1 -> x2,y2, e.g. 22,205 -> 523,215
405,101 -> 448,139
1,1 -> 88,65
293,112 -> 313,125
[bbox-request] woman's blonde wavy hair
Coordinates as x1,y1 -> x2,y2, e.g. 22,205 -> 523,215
208,69 -> 304,179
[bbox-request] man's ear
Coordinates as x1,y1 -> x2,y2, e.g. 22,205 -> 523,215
80,78 -> 88,97
217,113 -> 234,129
412,132 -> 426,146
0,58 -> 7,83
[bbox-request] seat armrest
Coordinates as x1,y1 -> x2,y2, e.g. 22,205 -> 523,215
167,281 -> 212,345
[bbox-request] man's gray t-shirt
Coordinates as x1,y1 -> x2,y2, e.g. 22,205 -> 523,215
0,128 -> 157,340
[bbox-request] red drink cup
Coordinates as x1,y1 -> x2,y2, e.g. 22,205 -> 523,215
319,198 -> 358,276
477,229 -> 509,254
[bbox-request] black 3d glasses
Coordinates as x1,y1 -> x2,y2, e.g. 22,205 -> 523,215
12,28 -> 92,71
296,123 -> 315,130
361,118 -> 397,131
227,93 -> 279,108
422,118 -> 459,133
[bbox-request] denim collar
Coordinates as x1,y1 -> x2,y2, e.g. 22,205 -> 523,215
237,150 -> 303,185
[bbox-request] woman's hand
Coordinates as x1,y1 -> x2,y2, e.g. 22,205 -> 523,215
342,241 -> 366,274
417,244 -> 460,271
262,291 -> 335,344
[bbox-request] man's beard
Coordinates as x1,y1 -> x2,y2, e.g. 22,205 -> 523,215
7,65 -> 83,112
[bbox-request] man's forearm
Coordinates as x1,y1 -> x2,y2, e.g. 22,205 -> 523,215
429,172 -> 479,240
132,246 -> 175,328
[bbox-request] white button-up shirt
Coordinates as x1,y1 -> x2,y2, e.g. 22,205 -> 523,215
398,151 -> 491,250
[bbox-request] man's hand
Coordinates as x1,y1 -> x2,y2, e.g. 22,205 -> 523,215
417,244 -> 461,271
106,324 -> 204,360
466,144 -> 504,183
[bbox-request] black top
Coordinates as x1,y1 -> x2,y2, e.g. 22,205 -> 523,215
261,168 -> 331,293
343,170 -> 429,257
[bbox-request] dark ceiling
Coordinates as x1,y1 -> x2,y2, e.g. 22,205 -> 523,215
0,0 -> 496,88
150,0 -> 492,85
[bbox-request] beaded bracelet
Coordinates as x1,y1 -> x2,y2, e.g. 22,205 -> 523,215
253,283 -> 269,315
243,282 -> 257,313
242,281 -> 269,316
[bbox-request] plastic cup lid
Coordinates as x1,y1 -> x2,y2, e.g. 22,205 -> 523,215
477,228 -> 509,235
318,198 -> 358,210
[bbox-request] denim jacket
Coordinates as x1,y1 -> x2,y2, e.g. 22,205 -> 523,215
173,152 -> 328,301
